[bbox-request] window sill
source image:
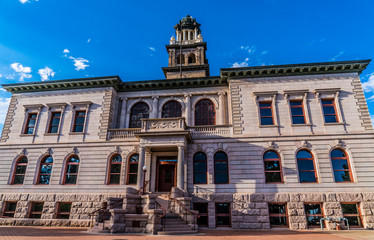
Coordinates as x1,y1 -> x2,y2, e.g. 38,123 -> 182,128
324,122 -> 345,126
19,134 -> 35,137
259,125 -> 279,128
291,124 -> 311,127
44,133 -> 59,136
68,132 -> 85,135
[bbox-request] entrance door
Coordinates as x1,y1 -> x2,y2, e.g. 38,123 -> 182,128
158,164 -> 175,192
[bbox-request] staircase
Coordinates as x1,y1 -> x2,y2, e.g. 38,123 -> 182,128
156,194 -> 198,235
88,220 -> 110,233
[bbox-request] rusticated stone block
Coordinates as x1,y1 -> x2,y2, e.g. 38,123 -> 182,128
55,194 -> 76,202
288,202 -> 303,209
336,193 -> 362,202
51,220 -> 71,227
232,216 -> 244,222
262,222 -> 270,229
299,193 -> 325,202
289,216 -> 305,223
243,215 -> 256,222
365,216 -> 374,223
298,222 -> 307,230
324,202 -> 340,209
363,209 -> 373,216
255,202 -> 268,209
20,194 -> 29,201
28,194 -> 55,202
264,193 -> 290,202
289,223 -> 299,230
2,194 -> 21,201
250,194 -> 264,202
257,216 -> 269,223
70,220 -> 91,227
326,193 -> 337,202
363,193 -> 374,202
260,209 -> 268,216
290,194 -> 300,202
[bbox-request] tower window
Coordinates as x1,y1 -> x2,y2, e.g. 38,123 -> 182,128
176,54 -> 185,65
188,53 -> 196,64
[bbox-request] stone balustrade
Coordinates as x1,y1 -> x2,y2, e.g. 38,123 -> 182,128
141,118 -> 187,132
189,125 -> 233,137
107,128 -> 141,140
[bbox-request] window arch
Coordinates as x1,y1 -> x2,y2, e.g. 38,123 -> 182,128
127,154 -> 139,185
177,54 -> 185,65
263,150 -> 283,183
12,156 -> 28,184
108,154 -> 122,184
214,151 -> 229,184
331,149 -> 352,182
195,99 -> 216,126
188,53 -> 196,64
63,155 -> 80,184
38,155 -> 53,185
162,100 -> 182,118
296,150 -> 317,183
129,102 -> 149,128
193,152 -> 207,184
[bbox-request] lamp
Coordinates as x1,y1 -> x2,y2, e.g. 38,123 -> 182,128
142,165 -> 147,195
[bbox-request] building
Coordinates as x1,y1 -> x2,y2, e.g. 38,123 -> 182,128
0,15 -> 373,233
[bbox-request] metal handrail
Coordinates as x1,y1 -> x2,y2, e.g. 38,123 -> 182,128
320,217 -> 350,230
169,197 -> 200,230
136,180 -> 150,195
88,200 -> 123,229
155,199 -> 167,231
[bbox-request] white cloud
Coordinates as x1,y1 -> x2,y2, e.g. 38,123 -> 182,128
149,47 -> 156,52
68,56 -> 89,71
10,63 -> 32,81
63,49 -> 70,54
0,88 -> 6,93
19,0 -> 29,3
38,66 -> 55,81
371,115 -> 374,127
331,51 -> 345,61
87,38 -> 91,43
0,74 -> 2,78
240,45 -> 255,54
0,98 -> 11,126
362,73 -> 374,93
231,61 -> 249,68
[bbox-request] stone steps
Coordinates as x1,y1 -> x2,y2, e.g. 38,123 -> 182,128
87,221 -> 110,233
157,230 -> 198,235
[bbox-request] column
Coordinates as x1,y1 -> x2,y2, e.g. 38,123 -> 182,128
177,145 -> 185,190
184,94 -> 191,126
194,28 -> 197,40
151,96 -> 159,118
137,146 -> 146,189
119,98 -> 127,128
176,30 -> 179,41
183,30 -> 187,41
218,92 -> 226,125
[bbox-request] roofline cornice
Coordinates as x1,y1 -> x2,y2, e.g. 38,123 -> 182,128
220,59 -> 371,78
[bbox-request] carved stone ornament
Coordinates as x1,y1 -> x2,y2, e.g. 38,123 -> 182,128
20,148 -> 27,156
45,147 -> 52,155
150,120 -> 179,129
196,144 -> 202,151
268,141 -> 277,150
336,139 -> 346,148
218,143 -> 223,150
114,146 -> 121,153
71,147 -> 78,155
301,140 -> 311,148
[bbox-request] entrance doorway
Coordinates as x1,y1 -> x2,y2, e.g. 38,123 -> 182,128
157,157 -> 177,192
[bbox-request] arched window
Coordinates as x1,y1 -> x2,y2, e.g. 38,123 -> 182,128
214,151 -> 229,184
108,155 -> 122,184
129,102 -> 149,128
64,155 -> 80,184
263,151 -> 283,183
127,154 -> 139,185
296,150 -> 317,183
38,156 -> 53,185
188,53 -> 196,64
177,54 -> 185,65
162,100 -> 182,118
331,149 -> 352,182
12,157 -> 28,184
195,99 -> 216,126
193,152 -> 207,184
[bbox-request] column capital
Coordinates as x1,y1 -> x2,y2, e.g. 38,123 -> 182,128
184,94 -> 192,98
218,91 -> 226,96
120,97 -> 128,101
152,95 -> 159,100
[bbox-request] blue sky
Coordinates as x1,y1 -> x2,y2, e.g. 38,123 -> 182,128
1,0 -> 374,131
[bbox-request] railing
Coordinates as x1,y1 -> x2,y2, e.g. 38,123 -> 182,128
88,199 -> 123,230
141,118 -> 186,132
155,199 -> 167,231
136,180 -> 150,195
189,125 -> 232,137
169,197 -> 199,231
107,128 -> 141,140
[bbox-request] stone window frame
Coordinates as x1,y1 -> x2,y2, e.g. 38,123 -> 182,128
10,156 -> 28,185
56,202 -> 72,219
69,101 -> 91,135
213,151 -> 229,184
284,90 -> 311,126
191,94 -> 219,127
106,153 -> 122,185
253,91 -> 279,128
126,153 -> 139,185
215,202 -> 231,227
20,104 -> 43,137
315,88 -> 345,125
36,155 -> 54,185
263,150 -> 284,184
161,99 -> 183,118
61,154 -> 80,185
295,149 -> 319,183
29,202 -> 44,219
193,151 -> 208,185
329,148 -> 354,183
44,103 -> 67,136
268,202 -> 289,228
341,202 -> 363,228
304,202 -> 325,228
1,201 -> 17,218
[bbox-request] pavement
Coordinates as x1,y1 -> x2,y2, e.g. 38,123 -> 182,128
1,227 -> 374,240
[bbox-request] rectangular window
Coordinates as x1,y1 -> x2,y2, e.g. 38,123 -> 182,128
57,202 -> 71,219
268,203 -> 288,227
48,112 -> 61,133
259,101 -> 274,125
305,203 -> 324,227
2,202 -> 17,218
193,203 -> 208,227
73,111 -> 86,132
215,203 -> 231,227
29,202 -> 44,219
341,203 -> 362,227
321,99 -> 338,123
24,113 -> 38,134
290,100 -> 306,124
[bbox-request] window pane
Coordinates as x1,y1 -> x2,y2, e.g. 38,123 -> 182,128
197,216 -> 208,226
39,175 -> 50,184
51,118 -> 60,126
260,108 -> 272,117
345,216 -> 360,226
290,101 -> 302,106
33,203 -> 44,212
216,203 -> 230,214
112,155 -> 122,163
41,165 -> 52,174
215,161 -> 228,172
15,166 -> 27,174
30,114 -> 37,118
215,172 -> 228,184
58,214 -> 70,219
30,214 -> 41,219
194,173 -> 207,184
28,119 -> 36,127
109,174 -> 120,184
7,203 -> 17,211
216,216 -> 230,226
324,115 -> 337,123
195,99 -> 215,126
323,106 -> 336,115
19,157 -> 28,164
261,117 -> 273,125
75,116 -> 85,125
299,172 -> 316,183
307,216 -> 322,226
128,174 -> 137,184
110,164 -> 121,173
66,165 -> 78,174
291,107 -> 303,116
260,103 -> 271,107
297,160 -> 315,171
322,100 -> 333,105
297,150 -> 312,159
292,116 -> 305,124
264,151 -> 278,159
331,149 -> 345,158
27,127 -> 35,134
162,101 -> 182,118
194,161 -> 207,172
215,152 -> 227,161
265,172 -> 282,183
334,171 -> 351,182
13,175 -> 24,184
270,216 -> 287,225
59,202 -> 71,212
77,112 -> 85,116
129,164 -> 138,173
44,156 -> 53,164
69,157 -> 79,163
130,154 -> 139,162
269,204 -> 286,214
332,160 -> 349,170
194,203 -> 208,213
342,204 -> 358,214
65,175 -> 77,184
265,161 -> 280,170
129,102 -> 150,128
194,152 -> 207,161
74,125 -> 83,132
305,204 -> 322,215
